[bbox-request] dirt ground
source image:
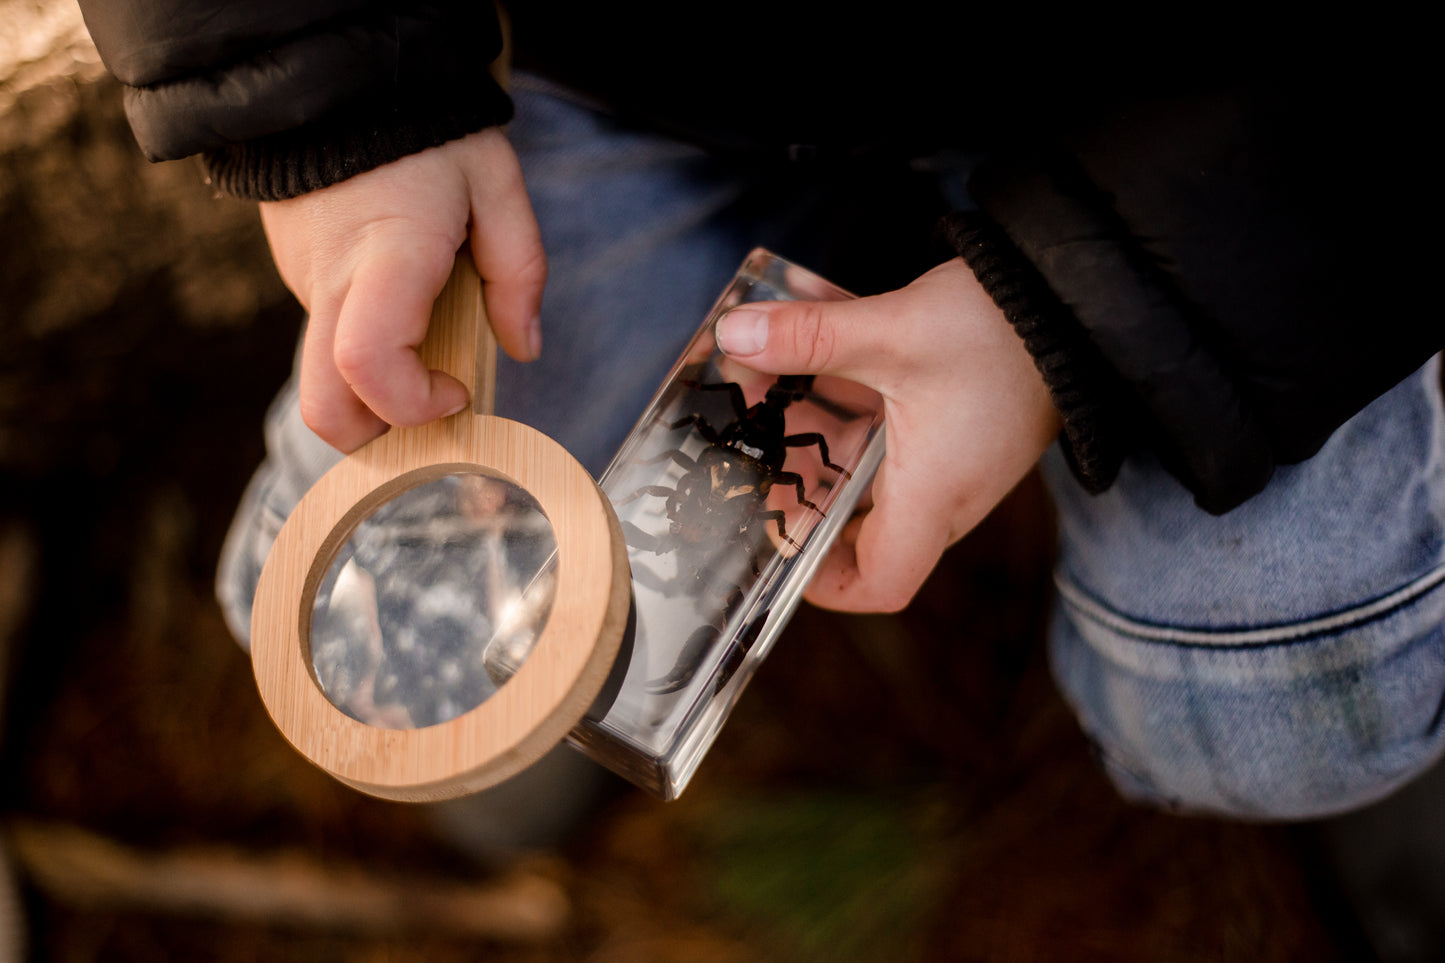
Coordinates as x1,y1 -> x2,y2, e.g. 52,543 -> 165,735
0,34 -> 1389,963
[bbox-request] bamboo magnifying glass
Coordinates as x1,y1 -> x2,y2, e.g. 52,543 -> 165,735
250,254 -> 631,802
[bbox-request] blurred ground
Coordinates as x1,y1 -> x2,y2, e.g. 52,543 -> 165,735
0,5 -> 1430,961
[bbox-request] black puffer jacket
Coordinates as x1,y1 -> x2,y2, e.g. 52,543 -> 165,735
78,1 -> 1443,512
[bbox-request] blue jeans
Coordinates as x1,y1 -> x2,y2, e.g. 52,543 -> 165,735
217,74 -> 1445,819
1044,354 -> 1445,819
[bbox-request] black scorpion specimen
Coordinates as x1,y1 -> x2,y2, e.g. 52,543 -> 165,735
620,374 -> 851,694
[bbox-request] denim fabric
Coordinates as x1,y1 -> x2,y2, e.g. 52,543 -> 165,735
1043,354 -> 1445,819
216,352 -> 343,645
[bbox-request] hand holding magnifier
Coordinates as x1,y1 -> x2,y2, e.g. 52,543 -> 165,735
250,254 -> 631,802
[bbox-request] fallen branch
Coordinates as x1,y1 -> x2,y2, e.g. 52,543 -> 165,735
7,818 -> 569,941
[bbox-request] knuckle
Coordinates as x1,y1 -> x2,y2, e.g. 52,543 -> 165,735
790,303 -> 836,373
874,584 -> 916,614
298,394 -> 345,443
330,335 -> 376,389
512,244 -> 548,287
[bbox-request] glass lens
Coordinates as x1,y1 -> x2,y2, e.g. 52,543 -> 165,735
309,473 -> 557,729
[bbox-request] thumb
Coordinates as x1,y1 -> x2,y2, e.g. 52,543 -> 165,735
464,131 -> 548,363
714,297 -> 893,382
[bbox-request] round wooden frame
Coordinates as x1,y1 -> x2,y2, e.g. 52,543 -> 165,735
249,258 -> 629,801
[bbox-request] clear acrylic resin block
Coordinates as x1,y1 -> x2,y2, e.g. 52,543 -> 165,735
568,249 -> 886,798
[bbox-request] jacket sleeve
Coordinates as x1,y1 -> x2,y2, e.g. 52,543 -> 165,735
77,0 -> 513,200
949,70 -> 1442,514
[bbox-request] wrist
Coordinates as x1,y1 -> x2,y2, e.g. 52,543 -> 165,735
941,211 -> 1134,494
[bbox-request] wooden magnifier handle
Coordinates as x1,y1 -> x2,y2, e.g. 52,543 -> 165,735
425,252 -> 498,417
250,254 -> 630,802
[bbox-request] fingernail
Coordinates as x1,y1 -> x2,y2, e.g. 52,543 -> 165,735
528,315 -> 543,360
717,308 -> 768,357
443,396 -> 469,417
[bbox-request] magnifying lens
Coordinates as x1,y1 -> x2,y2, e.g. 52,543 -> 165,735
250,254 -> 631,802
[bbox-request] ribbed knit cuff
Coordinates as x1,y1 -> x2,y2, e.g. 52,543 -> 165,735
939,211 -> 1133,494
202,82 -> 514,201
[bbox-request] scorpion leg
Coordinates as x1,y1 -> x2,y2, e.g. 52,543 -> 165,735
621,519 -> 678,556
617,484 -> 681,507
783,432 -> 852,478
667,412 -> 722,444
757,509 -> 803,552
773,470 -> 821,513
629,556 -> 685,598
637,448 -> 698,471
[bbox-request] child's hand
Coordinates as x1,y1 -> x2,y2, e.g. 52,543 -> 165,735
259,129 -> 546,453
715,259 -> 1061,612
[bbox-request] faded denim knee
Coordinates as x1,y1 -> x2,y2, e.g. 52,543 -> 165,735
1048,572 -> 1445,820
1041,355 -> 1445,820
